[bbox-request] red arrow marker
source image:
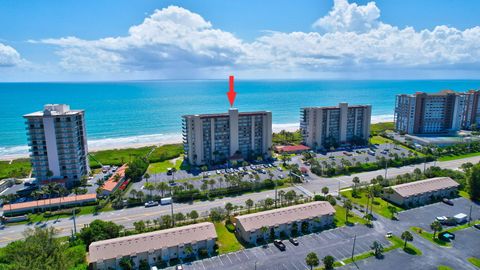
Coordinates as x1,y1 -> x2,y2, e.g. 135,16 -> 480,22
227,75 -> 237,107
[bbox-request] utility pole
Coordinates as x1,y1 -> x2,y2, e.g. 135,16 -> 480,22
351,234 -> 357,260
468,205 -> 472,225
274,181 -> 278,208
423,157 -> 427,173
384,160 -> 388,179
171,201 -> 175,227
72,208 -> 77,237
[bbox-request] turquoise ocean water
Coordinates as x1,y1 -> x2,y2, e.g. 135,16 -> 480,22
1,80 -> 479,157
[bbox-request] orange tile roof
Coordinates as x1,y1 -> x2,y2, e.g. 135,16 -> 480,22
2,193 -> 97,212
102,164 -> 128,192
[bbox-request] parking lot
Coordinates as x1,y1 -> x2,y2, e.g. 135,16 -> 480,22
167,224 -> 390,270
397,197 -> 480,231
130,163 -> 289,196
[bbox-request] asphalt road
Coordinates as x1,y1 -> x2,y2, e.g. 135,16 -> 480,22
0,155 -> 479,247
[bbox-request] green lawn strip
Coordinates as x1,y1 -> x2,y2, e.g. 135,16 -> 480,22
410,227 -> 451,247
340,190 -> 403,219
333,205 -> 365,227
438,152 -> 480,162
7,203 -> 113,226
437,266 -> 453,270
214,221 -> 244,254
334,235 -> 421,267
458,190 -> 470,199
446,220 -> 480,233
0,159 -> 31,179
370,135 -> 393,145
467,257 -> 480,268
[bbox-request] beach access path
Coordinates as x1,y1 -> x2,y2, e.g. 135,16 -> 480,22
0,155 -> 479,247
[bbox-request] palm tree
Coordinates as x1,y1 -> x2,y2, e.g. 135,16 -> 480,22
343,199 -> 353,223
370,241 -> 384,258
156,182 -> 168,197
245,199 -> 254,213
171,168 -> 177,181
401,231 -> 413,249
430,221 -> 442,239
260,226 -> 269,243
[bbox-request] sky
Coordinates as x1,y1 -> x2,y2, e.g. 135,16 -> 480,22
0,0 -> 480,81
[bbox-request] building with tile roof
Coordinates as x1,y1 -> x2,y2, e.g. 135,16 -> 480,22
234,201 -> 335,244
382,177 -> 459,207
88,222 -> 217,270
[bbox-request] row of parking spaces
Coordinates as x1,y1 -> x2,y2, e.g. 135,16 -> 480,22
174,225 -> 389,270
398,197 -> 480,230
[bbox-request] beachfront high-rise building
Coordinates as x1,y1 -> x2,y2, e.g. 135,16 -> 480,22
394,90 -> 480,134
182,108 -> 272,166
300,103 -> 371,150
24,104 -> 89,187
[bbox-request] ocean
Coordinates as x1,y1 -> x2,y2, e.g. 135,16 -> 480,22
1,80 -> 479,158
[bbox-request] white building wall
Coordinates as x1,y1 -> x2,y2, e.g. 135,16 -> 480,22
42,117 -> 61,177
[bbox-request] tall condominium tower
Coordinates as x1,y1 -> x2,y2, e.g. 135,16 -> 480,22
394,90 -> 480,134
24,104 -> 89,187
300,103 -> 372,150
182,108 -> 272,166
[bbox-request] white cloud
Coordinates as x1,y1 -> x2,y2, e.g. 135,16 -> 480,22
0,43 -> 22,67
312,0 -> 381,33
39,6 -> 245,73
35,1 -> 480,79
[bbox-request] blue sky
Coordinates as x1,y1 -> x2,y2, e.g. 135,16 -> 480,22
0,0 -> 480,81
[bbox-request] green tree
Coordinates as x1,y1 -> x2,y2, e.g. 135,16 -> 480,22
189,210 -> 199,222
343,199 -> 353,224
401,231 -> 413,249
467,163 -> 480,200
1,227 -> 72,269
321,186 -> 329,196
264,198 -> 274,209
138,259 -> 149,270
225,202 -> 234,216
370,241 -> 384,258
245,199 -> 254,212
119,256 -> 134,270
79,219 -> 122,249
430,221 -> 443,239
305,252 -> 319,270
322,255 -> 335,270
133,220 -> 146,233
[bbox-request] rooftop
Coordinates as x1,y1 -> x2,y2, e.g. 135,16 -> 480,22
88,222 -> 217,263
102,164 -> 128,192
389,177 -> 459,198
302,103 -> 371,110
235,201 -> 335,232
24,104 -> 83,118
2,193 -> 97,212
183,109 -> 270,119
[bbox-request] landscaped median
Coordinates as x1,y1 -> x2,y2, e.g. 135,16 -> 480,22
411,220 -> 480,247
340,189 -> 404,219
332,235 -> 421,268
467,257 -> 480,268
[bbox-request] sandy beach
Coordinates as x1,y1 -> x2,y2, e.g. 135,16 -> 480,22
0,116 -> 394,161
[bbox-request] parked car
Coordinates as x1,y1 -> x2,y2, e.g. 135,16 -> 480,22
474,224 -> 480,230
160,197 -> 172,205
176,265 -> 184,270
144,201 -> 159,208
289,238 -> 299,246
439,231 -> 455,241
277,167 -> 283,172
385,232 -> 393,238
279,174 -> 285,179
273,239 -> 286,251
442,198 -> 454,206
436,216 -> 448,224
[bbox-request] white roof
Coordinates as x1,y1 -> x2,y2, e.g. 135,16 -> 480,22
454,213 -> 467,219
389,177 -> 459,198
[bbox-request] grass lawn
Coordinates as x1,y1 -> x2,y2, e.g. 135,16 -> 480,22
147,157 -> 183,174
214,221 -> 244,254
438,152 -> 480,161
370,122 -> 394,135
459,190 -> 470,199
467,257 -> 480,268
341,190 -> 404,219
411,227 -> 451,247
446,220 -> 480,233
370,135 -> 393,145
0,159 -> 31,179
333,205 -> 365,227
437,266 -> 453,270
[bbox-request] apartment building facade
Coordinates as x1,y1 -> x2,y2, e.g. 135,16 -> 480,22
88,222 -> 217,270
300,103 -> 371,150
235,201 -> 335,244
394,90 -> 480,134
24,104 -> 89,187
182,108 -> 272,166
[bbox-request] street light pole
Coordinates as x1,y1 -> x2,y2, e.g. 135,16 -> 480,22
384,160 -> 388,179
171,201 -> 175,227
351,234 -> 357,260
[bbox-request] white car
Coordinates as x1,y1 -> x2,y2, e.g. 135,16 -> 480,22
436,216 -> 448,223
385,232 -> 393,238
216,170 -> 221,174
278,167 -> 283,172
